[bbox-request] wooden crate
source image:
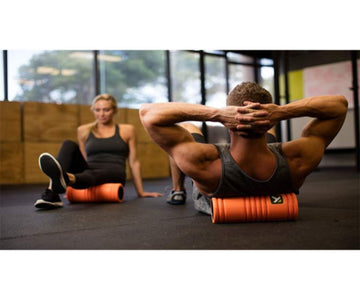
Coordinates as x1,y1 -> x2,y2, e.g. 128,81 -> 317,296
126,108 -> 152,143
137,142 -> 170,178
0,142 -> 23,184
0,101 -> 21,142
24,142 -> 62,184
23,102 -> 78,142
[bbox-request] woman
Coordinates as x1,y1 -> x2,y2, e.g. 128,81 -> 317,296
35,94 -> 162,209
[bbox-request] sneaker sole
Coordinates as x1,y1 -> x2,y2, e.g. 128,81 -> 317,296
39,153 -> 67,194
167,199 -> 186,205
166,192 -> 186,205
34,199 -> 63,209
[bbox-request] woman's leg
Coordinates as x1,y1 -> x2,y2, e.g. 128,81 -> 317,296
57,140 -> 88,174
71,165 -> 126,189
35,140 -> 88,209
38,140 -> 88,193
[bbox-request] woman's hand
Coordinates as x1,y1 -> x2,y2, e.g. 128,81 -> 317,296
138,191 -> 163,198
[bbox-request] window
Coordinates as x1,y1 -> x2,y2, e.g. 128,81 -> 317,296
99,50 -> 167,108
228,64 -> 255,91
259,66 -> 274,98
204,50 -> 224,55
205,55 -> 227,108
170,51 -> 201,104
259,58 -> 274,66
227,52 -> 254,64
2,50 -> 274,108
7,50 -> 95,104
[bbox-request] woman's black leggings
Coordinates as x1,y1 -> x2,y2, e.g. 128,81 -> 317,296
57,140 -> 126,189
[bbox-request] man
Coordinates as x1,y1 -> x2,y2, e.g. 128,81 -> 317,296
140,82 -> 348,214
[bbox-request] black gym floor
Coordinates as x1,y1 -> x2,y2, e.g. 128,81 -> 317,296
1,154 -> 359,250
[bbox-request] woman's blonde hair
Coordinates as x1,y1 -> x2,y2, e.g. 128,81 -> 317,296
91,94 -> 118,113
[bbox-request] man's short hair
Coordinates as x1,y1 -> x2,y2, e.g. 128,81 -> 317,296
226,82 -> 273,106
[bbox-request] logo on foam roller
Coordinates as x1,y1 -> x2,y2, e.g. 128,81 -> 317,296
270,195 -> 283,204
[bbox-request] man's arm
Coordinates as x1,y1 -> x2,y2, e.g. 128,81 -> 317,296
237,95 -> 348,181
140,102 -> 239,155
236,95 -> 348,144
258,95 -> 348,147
140,103 -> 240,191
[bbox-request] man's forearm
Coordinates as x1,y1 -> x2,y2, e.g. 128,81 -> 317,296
140,102 -> 220,126
274,95 -> 348,122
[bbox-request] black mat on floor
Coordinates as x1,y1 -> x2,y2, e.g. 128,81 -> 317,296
1,167 -> 359,250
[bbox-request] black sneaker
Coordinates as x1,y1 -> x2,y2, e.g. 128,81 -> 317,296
166,190 -> 186,205
34,189 -> 63,209
39,153 -> 69,194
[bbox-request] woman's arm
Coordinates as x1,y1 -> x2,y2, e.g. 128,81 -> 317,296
126,124 -> 162,198
77,124 -> 91,160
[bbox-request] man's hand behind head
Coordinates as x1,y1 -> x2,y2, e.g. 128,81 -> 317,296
234,102 -> 276,136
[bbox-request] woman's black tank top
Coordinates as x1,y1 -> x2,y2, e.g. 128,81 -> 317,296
85,125 -> 129,168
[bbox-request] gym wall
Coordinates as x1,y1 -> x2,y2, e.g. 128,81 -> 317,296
0,102 -> 169,185
280,59 -> 359,149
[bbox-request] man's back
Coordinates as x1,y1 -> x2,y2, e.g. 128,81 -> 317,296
209,143 -> 297,197
140,84 -> 348,199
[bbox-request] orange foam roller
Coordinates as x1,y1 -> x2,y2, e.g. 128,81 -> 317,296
211,193 -> 298,223
66,183 -> 124,203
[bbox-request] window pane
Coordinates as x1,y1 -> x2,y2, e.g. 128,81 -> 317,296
205,55 -> 227,108
260,58 -> 273,66
227,52 -> 254,64
259,66 -> 274,99
8,50 -> 95,104
204,50 -> 224,55
170,50 -> 201,104
228,64 -> 255,91
99,50 -> 167,108
0,51 -> 4,100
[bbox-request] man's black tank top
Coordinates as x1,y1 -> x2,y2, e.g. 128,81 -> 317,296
85,125 -> 129,169
210,143 -> 298,198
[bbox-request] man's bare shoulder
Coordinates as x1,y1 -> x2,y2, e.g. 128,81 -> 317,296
173,142 -> 219,178
282,137 -> 325,158
176,142 -> 221,194
281,137 -> 325,187
177,142 -> 219,162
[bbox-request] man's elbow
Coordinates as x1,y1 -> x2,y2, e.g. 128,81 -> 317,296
139,103 -> 153,128
338,95 -> 348,116
139,103 -> 150,119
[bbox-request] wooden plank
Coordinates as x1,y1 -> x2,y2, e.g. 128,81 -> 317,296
126,108 -> 152,143
137,142 -> 169,178
24,142 -> 62,184
0,142 -> 23,184
23,102 -> 78,142
79,104 -> 95,125
0,101 -> 21,142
